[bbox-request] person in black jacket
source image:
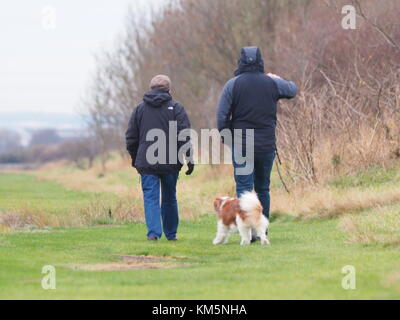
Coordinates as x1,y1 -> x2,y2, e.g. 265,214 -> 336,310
217,46 -> 297,227
126,75 -> 194,241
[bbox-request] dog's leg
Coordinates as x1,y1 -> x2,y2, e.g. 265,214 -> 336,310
256,216 -> 270,245
236,217 -> 251,245
213,220 -> 230,245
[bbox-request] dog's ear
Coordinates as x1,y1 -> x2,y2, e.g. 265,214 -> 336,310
213,198 -> 222,212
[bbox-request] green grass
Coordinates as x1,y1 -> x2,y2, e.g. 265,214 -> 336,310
0,216 -> 399,299
0,173 -> 121,226
0,173 -> 119,218
1,172 -> 399,299
329,166 -> 400,189
339,203 -> 400,246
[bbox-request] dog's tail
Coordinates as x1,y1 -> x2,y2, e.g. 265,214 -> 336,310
238,192 -> 263,216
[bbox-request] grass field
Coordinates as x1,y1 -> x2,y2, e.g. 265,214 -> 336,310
0,173 -> 104,215
1,165 -> 400,299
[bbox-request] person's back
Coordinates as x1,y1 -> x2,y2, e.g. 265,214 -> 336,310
217,46 -> 297,234
130,88 -> 186,174
229,72 -> 280,152
217,46 -> 297,153
126,75 -> 194,241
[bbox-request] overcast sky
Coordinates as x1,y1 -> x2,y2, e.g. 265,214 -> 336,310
0,0 -> 164,115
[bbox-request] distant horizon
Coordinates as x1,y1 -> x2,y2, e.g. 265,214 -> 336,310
0,111 -> 86,131
0,110 -> 86,116
0,111 -> 87,145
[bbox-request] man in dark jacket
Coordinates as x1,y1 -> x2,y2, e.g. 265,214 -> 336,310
217,46 -> 297,224
126,75 -> 194,241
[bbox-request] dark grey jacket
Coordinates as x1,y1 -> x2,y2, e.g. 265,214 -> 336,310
217,46 -> 297,152
126,89 -> 191,175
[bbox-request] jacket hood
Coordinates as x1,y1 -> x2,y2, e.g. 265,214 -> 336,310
143,89 -> 172,108
234,46 -> 265,76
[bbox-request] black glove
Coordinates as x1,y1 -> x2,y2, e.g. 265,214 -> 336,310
185,162 -> 194,175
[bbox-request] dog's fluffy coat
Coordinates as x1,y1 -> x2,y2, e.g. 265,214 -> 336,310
213,192 -> 270,245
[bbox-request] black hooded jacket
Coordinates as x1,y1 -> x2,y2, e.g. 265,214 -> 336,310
217,46 -> 297,152
125,89 -> 191,175
234,46 -> 265,76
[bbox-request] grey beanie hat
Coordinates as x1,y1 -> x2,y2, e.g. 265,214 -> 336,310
150,74 -> 171,91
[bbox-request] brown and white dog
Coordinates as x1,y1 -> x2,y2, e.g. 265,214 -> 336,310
213,192 -> 270,246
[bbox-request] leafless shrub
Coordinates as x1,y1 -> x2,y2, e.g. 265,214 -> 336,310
62,137 -> 99,169
83,0 -> 400,182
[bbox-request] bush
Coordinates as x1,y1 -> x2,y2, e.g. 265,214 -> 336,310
83,0 -> 400,183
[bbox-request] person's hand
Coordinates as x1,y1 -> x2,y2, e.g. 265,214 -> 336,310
185,162 -> 194,175
267,72 -> 281,79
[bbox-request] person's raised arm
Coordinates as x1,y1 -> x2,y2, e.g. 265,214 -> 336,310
268,73 -> 298,100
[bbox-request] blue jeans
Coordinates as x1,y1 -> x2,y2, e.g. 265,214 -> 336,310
233,152 -> 275,219
140,173 -> 179,240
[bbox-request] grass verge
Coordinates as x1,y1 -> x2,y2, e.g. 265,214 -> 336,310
339,204 -> 400,246
0,216 -> 399,299
1,170 -> 399,299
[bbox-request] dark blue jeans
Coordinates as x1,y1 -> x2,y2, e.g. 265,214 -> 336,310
233,151 -> 275,219
141,173 -> 179,240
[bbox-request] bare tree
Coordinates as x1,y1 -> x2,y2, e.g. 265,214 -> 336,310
83,0 -> 400,183
29,129 -> 61,147
0,129 -> 22,154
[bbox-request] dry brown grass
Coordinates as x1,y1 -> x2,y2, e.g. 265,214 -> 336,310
36,157 -> 134,196
19,154 -> 400,223
382,271 -> 400,292
33,157 -> 235,221
339,204 -> 400,245
0,210 -> 59,229
309,125 -> 398,183
72,197 -> 143,225
69,255 -> 191,271
0,197 -> 143,231
272,184 -> 400,220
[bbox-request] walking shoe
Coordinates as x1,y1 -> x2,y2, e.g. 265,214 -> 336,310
147,237 -> 158,241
